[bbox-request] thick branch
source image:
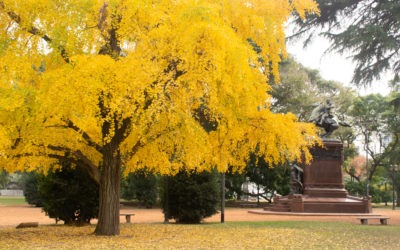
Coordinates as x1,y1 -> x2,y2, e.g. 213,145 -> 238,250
47,119 -> 103,153
123,139 -> 145,162
47,153 -> 99,184
73,150 -> 100,184
342,165 -> 361,183
366,133 -> 399,181
47,145 -> 100,184
64,119 -> 103,153
109,117 -> 132,151
123,125 -> 177,162
16,144 -> 100,184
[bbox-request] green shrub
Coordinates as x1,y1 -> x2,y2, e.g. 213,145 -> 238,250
121,168 -> 158,208
21,171 -> 42,207
161,169 -> 219,224
0,169 -> 11,189
345,180 -> 385,203
39,165 -> 99,225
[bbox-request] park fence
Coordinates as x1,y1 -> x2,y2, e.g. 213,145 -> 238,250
0,189 -> 24,196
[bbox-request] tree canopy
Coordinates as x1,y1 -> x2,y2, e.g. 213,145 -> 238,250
290,0 -> 400,86
349,93 -> 399,181
0,0 -> 319,235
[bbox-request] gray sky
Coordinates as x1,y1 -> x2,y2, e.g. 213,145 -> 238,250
286,36 -> 391,96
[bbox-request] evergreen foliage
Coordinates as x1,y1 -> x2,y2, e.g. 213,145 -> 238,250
0,169 -> 10,189
246,154 -> 291,202
224,170 -> 246,200
345,179 -> 387,203
291,0 -> 400,85
121,168 -> 158,208
161,169 -> 219,224
21,171 -> 42,207
39,165 -> 99,225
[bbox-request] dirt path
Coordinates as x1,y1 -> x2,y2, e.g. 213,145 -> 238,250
1,205 -> 400,228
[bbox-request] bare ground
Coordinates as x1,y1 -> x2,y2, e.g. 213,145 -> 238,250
1,204 -> 400,228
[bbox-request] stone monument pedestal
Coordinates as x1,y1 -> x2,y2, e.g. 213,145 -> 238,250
269,139 -> 371,213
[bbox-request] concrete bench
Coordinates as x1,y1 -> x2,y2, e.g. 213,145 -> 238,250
120,213 -> 135,223
357,217 -> 390,225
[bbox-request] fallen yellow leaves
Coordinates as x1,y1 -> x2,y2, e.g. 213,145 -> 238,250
0,221 -> 399,249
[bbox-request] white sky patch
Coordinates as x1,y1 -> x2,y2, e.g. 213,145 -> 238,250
286,36 -> 391,96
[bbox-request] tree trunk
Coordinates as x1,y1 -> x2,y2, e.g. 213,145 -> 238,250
94,150 -> 121,236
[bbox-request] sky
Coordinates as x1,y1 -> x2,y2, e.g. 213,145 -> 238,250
286,36 -> 392,96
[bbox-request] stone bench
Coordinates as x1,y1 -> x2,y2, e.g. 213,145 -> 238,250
120,213 -> 135,223
357,217 -> 390,225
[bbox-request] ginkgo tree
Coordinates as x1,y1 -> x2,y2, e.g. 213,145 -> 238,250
0,0 -> 319,235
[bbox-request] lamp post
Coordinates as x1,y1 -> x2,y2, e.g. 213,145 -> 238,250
391,164 -> 397,210
385,179 -> 388,207
365,132 -> 369,197
359,102 -> 379,198
221,172 -> 225,223
163,176 -> 169,224
255,168 -> 261,206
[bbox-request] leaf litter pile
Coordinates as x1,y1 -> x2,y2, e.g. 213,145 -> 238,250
0,221 -> 399,249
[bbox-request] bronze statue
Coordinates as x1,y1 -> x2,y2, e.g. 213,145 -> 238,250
309,99 -> 349,137
290,163 -> 303,194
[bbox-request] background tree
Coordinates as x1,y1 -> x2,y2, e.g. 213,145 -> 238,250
388,78 -> 400,110
350,94 -> 397,183
344,155 -> 366,183
385,96 -> 400,207
0,0 -> 319,235
290,0 -> 400,85
224,169 -> 246,201
272,57 -> 356,124
271,57 -> 319,119
245,154 -> 291,203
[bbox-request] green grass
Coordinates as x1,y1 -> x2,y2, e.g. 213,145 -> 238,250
0,220 -> 399,249
0,196 -> 27,205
